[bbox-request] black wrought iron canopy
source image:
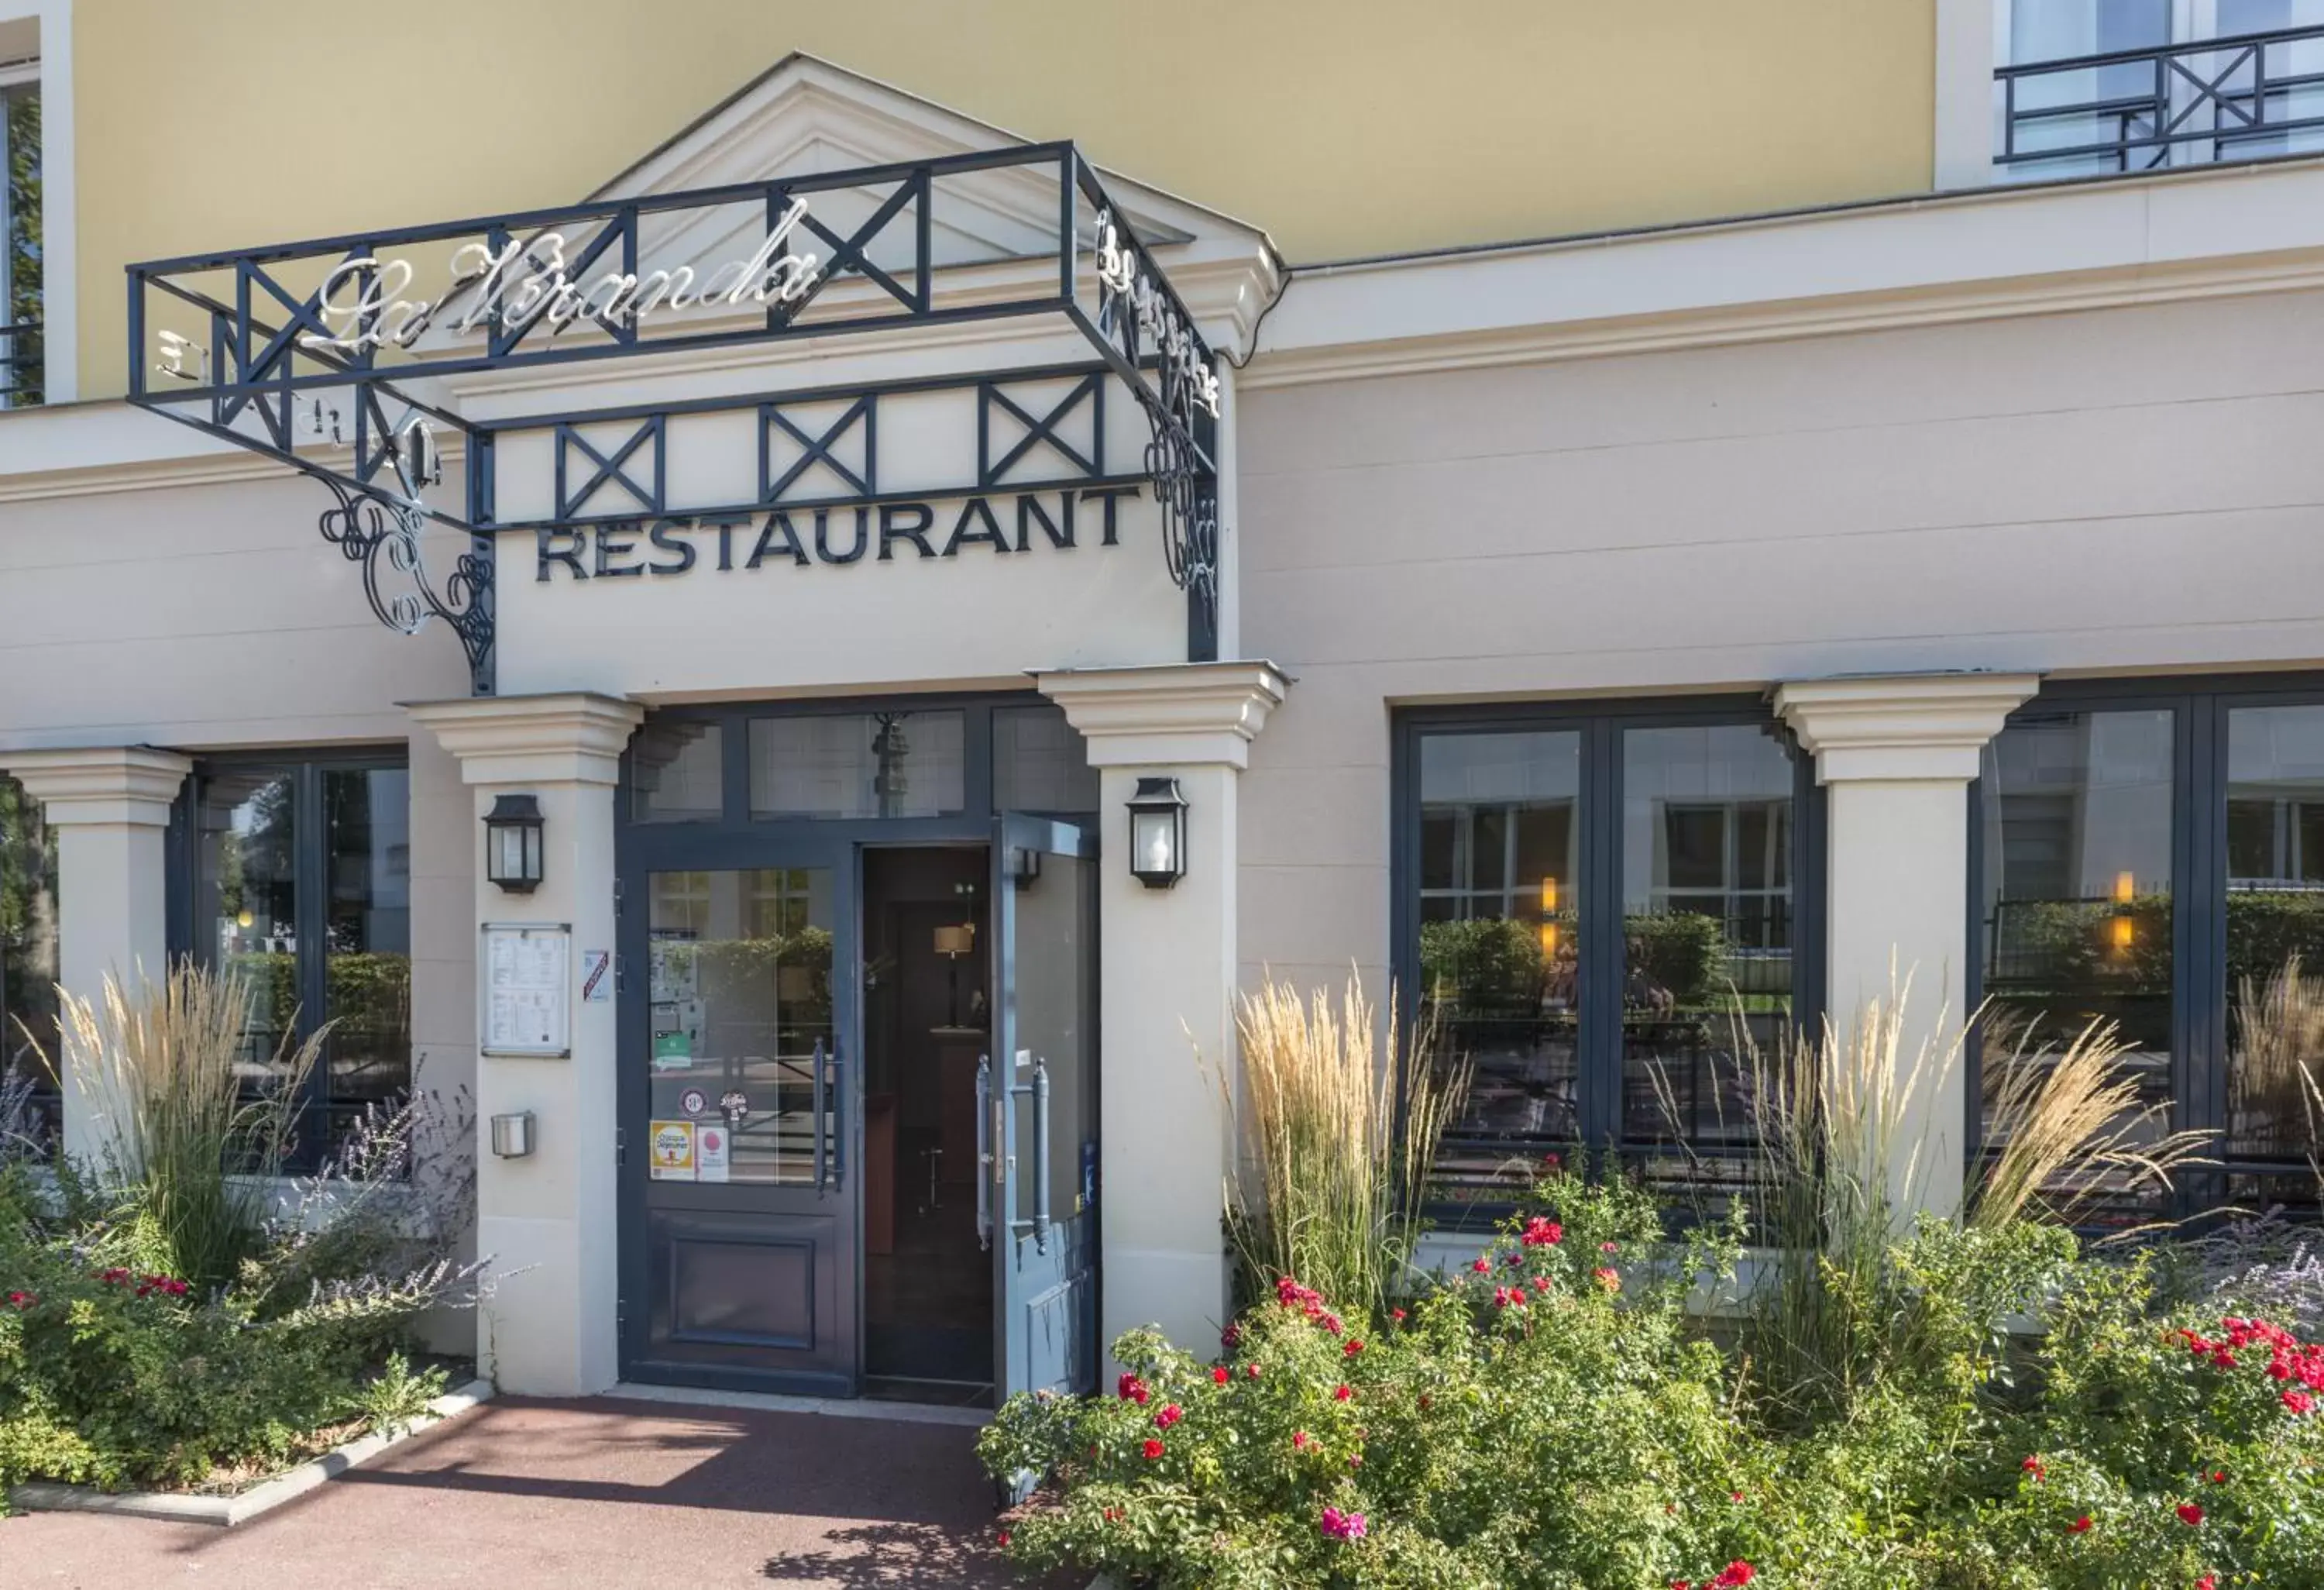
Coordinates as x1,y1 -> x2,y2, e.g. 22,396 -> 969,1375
124,143 -> 1223,694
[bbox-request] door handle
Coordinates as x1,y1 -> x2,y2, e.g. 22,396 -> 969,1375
974,1055 -> 992,1251
828,1038 -> 845,1193
1030,1057 -> 1051,1254
811,1037 -> 827,1193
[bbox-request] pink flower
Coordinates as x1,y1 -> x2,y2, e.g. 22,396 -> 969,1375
1117,1372 -> 1150,1405
1246,1362 -> 1261,1380
2177,1502 -> 2205,1528
1154,1403 -> 1183,1430
1292,1430 -> 1309,1450
1521,1217 -> 1563,1248
1593,1267 -> 1621,1292
1390,1307 -> 1406,1323
1141,1438 -> 1164,1461
2199,1575 -> 2218,1590
1713,1566 -> 1755,1588
1470,1256 -> 1491,1274
1319,1506 -> 1368,1540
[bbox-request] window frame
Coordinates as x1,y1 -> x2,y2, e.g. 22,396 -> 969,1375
1968,669 -> 2324,1209
1391,694 -> 1826,1220
167,745 -> 411,1157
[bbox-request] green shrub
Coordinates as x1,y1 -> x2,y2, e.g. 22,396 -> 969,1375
983,1168 -> 2324,1589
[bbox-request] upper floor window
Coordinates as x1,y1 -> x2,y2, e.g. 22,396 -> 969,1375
1998,0 -> 2324,176
0,64 -> 36,408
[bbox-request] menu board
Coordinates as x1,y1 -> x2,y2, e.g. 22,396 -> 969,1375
482,922 -> 571,1058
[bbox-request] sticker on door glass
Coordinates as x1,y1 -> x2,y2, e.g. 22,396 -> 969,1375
696,1122 -> 731,1184
679,1088 -> 707,1117
648,1119 -> 696,1181
720,1089 -> 749,1120
651,1030 -> 693,1070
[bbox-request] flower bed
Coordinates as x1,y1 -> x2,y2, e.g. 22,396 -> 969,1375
981,1171 -> 2324,1588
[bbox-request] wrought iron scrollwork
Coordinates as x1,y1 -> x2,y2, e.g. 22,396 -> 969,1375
315,477 -> 495,696
1093,208 -> 1222,659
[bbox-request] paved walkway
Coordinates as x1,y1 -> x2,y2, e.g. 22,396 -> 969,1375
5,1396 -> 1063,1588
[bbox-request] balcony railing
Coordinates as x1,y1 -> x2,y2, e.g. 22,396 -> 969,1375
0,318 -> 38,407
1998,22 -> 2324,171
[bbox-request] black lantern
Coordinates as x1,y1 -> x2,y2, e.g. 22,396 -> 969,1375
483,793 -> 545,893
1126,776 -> 1188,890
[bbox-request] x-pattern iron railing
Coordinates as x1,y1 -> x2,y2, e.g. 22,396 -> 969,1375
1998,22 -> 2324,169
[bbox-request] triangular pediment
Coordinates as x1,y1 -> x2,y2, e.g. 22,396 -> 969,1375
583,53 -> 1277,347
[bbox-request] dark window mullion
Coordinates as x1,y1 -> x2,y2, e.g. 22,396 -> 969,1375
1580,719 -> 1624,1155
2183,692 -> 2229,1215
295,762 -> 331,1156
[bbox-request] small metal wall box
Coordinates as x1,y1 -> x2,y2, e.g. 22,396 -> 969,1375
490,1110 -> 536,1158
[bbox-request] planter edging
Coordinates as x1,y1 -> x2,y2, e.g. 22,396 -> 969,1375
5,1376 -> 493,1527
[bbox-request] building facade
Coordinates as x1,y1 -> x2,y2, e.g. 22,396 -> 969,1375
4,0 -> 2324,1401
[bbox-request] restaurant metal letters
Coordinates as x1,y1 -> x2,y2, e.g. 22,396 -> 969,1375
123,144 -> 1222,693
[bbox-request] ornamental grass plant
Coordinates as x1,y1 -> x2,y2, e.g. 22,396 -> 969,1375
1221,972 -> 1466,1327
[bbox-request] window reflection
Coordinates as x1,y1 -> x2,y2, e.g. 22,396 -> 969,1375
323,769 -> 411,1113
1979,710 -> 2174,1217
750,712 -> 966,819
647,869 -> 837,1185
633,721 -> 724,824
2226,704 -> 2324,1183
198,770 -> 301,1091
1416,731 -> 1580,1194
993,704 -> 1098,814
0,775 -> 58,1154
1621,724 -> 1795,1152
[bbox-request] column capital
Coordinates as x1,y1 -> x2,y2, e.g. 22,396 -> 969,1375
1776,672 -> 2040,784
406,693 -> 644,787
1037,661 -> 1291,770
1,745 -> 191,827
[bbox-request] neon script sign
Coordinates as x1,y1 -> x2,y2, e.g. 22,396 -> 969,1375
295,198 -> 827,356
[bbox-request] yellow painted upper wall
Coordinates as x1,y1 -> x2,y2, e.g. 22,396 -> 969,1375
74,0 -> 1934,400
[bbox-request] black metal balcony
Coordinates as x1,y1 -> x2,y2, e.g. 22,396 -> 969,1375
1998,22 -> 2324,171
0,318 -> 38,407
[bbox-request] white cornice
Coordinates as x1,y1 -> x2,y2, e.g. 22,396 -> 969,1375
406,693 -> 645,787
1775,673 -> 2041,784
0,745 -> 193,827
1245,157 -> 2324,389
1038,661 -> 1290,770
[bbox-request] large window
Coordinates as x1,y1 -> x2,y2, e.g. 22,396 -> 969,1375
174,755 -> 411,1164
0,74 -> 37,408
1399,704 -> 1819,1211
0,774 -> 57,1151
1975,677 -> 2324,1214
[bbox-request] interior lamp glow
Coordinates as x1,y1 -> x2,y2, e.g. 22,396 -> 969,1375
1126,776 -> 1189,890
483,793 -> 545,893
2113,870 -> 2136,903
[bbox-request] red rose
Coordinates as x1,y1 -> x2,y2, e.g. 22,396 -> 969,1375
1334,1384 -> 1353,1402
2021,1455 -> 2045,1483
996,1529 -> 1010,1547
1470,1257 -> 1490,1274
1714,1564 -> 1755,1588
1391,1307 -> 1406,1323
2285,1389 -> 2316,1416
1246,1363 -> 1261,1379
1141,1438 -> 1164,1461
1344,1339 -> 1363,1358
1154,1403 -> 1182,1430
2068,1515 -> 2094,1534
1520,1217 -> 1563,1248
2177,1502 -> 2205,1527
1213,1366 -> 1230,1385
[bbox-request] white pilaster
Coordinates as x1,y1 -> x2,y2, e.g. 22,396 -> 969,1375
0,746 -> 190,1169
1039,661 -> 1287,1362
1775,673 -> 2038,1217
1934,0 -> 1999,190
407,691 -> 642,1396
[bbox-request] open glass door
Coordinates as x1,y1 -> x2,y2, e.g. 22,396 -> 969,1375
982,814 -> 1099,1400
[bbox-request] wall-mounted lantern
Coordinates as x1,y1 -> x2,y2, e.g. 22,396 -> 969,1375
1126,776 -> 1188,890
484,793 -> 545,893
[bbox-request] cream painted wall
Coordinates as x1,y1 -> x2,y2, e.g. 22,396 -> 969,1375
1232,286 -> 2324,984
71,0 -> 1936,401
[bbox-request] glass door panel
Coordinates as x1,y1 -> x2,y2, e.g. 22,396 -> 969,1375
987,816 -> 1098,1401
626,859 -> 856,1393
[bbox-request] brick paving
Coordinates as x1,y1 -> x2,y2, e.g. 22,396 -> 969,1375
2,1396 -> 1060,1588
